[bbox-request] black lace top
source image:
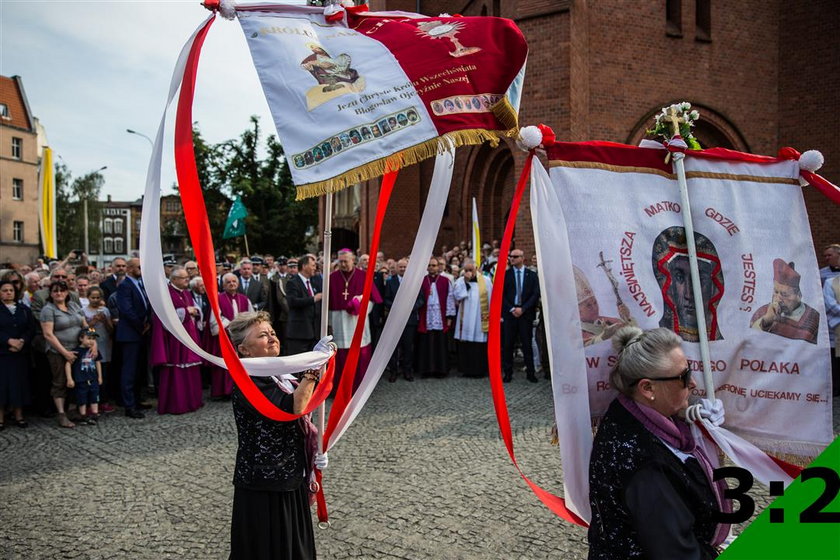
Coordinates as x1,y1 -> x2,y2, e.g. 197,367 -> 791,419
231,377 -> 306,492
588,399 -> 720,560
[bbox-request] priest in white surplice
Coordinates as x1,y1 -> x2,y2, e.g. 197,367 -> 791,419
452,261 -> 492,378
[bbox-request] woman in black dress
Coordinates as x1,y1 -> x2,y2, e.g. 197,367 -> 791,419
588,326 -> 728,560
0,279 -> 35,429
227,311 -> 328,560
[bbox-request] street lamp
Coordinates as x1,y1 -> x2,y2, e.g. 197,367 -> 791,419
84,165 -> 107,257
126,128 -> 154,148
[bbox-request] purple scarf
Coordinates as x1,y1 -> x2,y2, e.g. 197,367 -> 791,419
618,393 -> 731,547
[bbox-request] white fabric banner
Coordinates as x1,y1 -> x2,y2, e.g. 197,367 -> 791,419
539,143 -> 833,457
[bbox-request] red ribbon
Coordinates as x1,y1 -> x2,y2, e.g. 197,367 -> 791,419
173,14 -> 335,422
486,151 -> 588,527
324,169 -> 398,446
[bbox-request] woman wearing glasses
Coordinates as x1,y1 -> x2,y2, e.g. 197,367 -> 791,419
40,281 -> 90,428
588,326 -> 728,560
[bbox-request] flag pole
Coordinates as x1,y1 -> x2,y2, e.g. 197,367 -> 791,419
668,108 -> 715,401
243,233 -> 250,256
317,191 -> 334,453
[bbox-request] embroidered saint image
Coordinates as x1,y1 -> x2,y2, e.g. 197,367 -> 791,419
300,42 -> 366,110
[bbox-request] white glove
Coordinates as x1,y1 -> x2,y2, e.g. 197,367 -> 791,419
313,335 -> 335,355
314,452 -> 328,470
686,398 -> 725,427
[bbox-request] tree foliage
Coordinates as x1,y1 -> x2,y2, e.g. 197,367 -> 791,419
189,116 -> 317,257
55,163 -> 104,258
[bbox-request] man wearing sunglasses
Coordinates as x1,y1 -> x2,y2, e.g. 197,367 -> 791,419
501,250 -> 540,383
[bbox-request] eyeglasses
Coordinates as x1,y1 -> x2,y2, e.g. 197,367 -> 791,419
630,366 -> 692,388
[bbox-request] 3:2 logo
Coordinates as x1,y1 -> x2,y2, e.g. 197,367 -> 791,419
713,466 -> 840,524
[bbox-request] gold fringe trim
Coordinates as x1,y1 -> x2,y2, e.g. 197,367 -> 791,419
491,96 -> 519,132
295,127 -> 517,200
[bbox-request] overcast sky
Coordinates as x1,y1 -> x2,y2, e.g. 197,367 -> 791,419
1,0 -> 307,201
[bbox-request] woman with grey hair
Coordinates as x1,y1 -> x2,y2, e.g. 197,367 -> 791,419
588,326 -> 728,560
227,311 -> 329,560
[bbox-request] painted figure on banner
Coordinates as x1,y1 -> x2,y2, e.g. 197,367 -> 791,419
209,273 -> 254,399
751,259 -> 819,345
652,227 -> 724,342
301,43 -> 365,110
328,250 -> 382,395
574,266 -> 635,347
150,267 -> 204,415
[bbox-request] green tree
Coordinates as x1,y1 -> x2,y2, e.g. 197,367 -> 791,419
55,164 -> 105,258
214,116 -> 317,256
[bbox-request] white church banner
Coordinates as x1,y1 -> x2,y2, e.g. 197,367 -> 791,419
539,141 -> 833,456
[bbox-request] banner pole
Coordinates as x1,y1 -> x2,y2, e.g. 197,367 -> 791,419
243,233 -> 250,256
317,191 -> 334,452
669,111 -> 715,401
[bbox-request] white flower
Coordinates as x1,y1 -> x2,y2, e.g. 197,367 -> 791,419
690,110 -> 700,121
681,102 -> 691,111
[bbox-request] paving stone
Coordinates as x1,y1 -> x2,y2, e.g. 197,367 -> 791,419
1,379 -> 837,558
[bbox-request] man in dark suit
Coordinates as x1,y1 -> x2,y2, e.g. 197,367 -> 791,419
384,258 -> 423,382
100,257 -> 127,301
116,257 -> 151,418
237,258 -> 268,311
284,255 -> 323,356
502,249 -> 541,382
268,257 -> 291,352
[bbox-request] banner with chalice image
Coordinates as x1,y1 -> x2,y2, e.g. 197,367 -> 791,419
236,4 -> 527,198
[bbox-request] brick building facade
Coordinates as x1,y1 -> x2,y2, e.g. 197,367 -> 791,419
350,0 -> 838,261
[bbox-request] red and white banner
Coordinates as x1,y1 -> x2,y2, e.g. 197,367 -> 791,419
234,3 -> 527,198
538,141 -> 834,460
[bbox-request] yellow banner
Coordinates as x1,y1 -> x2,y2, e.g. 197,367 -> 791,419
40,147 -> 57,258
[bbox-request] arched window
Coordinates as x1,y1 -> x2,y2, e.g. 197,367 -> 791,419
104,218 -> 113,234
626,103 -> 749,152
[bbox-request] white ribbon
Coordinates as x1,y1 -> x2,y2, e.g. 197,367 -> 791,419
325,143 -> 455,450
139,16 -> 331,391
530,156 -> 593,522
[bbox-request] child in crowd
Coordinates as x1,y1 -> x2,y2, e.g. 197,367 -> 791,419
65,328 -> 102,425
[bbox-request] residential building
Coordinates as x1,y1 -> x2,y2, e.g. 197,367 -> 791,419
0,75 -> 43,265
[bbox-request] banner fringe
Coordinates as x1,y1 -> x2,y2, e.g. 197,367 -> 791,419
295,128 -> 515,200
491,96 -> 519,132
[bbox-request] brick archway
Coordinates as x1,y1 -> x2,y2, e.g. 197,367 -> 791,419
461,141 -> 515,248
626,103 -> 750,152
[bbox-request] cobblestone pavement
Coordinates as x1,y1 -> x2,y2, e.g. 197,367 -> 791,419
1,373 -> 837,559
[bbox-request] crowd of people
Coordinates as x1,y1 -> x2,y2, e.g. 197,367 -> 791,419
3,241 -> 838,560
0,239 -> 552,429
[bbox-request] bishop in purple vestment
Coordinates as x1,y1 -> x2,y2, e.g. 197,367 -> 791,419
150,269 -> 204,414
328,251 -> 382,395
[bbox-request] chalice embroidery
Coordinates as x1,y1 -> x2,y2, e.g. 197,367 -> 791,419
415,20 -> 482,58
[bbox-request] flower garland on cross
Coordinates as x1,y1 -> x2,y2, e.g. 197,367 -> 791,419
647,101 -> 702,151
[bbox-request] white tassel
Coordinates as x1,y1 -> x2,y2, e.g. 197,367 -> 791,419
324,4 -> 343,17
799,150 -> 824,172
517,125 -> 543,151
218,0 -> 237,20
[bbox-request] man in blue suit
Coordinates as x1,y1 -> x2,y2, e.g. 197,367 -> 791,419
116,257 -> 151,418
502,249 -> 540,382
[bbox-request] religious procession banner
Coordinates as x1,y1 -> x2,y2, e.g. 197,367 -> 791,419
537,141 -> 833,458
233,3 -> 527,198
